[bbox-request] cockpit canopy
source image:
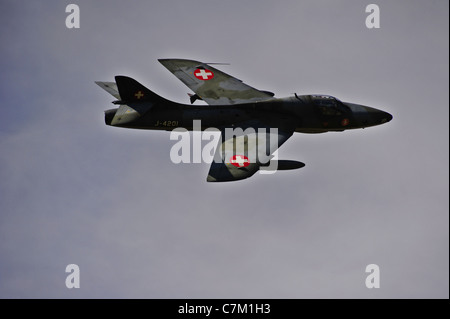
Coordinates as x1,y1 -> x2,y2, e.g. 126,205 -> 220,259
311,95 -> 350,116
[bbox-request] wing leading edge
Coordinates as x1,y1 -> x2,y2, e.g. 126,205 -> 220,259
158,59 -> 274,105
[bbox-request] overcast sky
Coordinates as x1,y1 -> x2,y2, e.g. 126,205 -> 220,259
0,0 -> 448,298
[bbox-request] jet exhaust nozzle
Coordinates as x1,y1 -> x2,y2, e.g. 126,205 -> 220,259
104,108 -> 117,126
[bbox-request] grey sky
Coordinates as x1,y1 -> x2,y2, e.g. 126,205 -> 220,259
0,0 -> 448,298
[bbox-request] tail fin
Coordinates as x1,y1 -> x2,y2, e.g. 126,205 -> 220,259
98,76 -> 173,126
107,76 -> 172,126
115,76 -> 167,103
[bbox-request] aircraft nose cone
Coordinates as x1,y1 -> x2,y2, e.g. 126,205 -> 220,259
362,106 -> 393,125
345,103 -> 393,128
377,110 -> 393,124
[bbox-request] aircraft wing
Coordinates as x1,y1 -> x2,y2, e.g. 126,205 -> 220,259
158,59 -> 274,105
206,118 -> 295,182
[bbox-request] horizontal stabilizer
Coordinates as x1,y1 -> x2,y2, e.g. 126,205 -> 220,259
95,81 -> 121,99
110,104 -> 140,126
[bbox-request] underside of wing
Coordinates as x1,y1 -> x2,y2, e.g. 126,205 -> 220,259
206,120 -> 295,182
158,59 -> 274,105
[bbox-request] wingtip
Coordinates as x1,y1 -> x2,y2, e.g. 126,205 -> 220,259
158,58 -> 203,65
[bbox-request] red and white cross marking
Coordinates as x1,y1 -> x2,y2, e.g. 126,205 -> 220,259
135,91 -> 144,99
194,68 -> 214,80
230,155 -> 250,168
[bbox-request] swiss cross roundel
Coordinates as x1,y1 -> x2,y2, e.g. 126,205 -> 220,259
341,118 -> 350,126
194,68 -> 214,80
230,155 -> 250,168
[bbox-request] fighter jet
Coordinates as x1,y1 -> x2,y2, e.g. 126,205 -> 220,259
96,59 -> 392,182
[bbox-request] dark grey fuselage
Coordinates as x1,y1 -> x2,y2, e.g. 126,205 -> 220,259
105,94 -> 392,134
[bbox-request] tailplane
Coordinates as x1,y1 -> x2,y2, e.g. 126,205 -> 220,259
95,81 -> 121,99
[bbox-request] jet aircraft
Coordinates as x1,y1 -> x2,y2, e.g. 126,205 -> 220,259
96,59 -> 392,182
